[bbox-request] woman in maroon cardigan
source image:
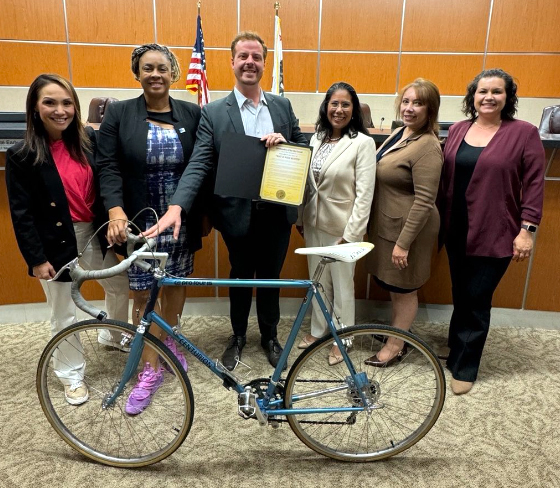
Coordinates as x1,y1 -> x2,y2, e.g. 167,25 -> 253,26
438,69 -> 545,395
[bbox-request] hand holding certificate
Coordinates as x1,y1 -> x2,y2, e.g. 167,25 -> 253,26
215,132 -> 311,206
259,143 -> 311,206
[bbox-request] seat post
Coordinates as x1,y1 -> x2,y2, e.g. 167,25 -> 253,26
312,257 -> 336,283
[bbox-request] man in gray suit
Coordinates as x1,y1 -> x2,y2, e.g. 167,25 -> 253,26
146,31 -> 308,370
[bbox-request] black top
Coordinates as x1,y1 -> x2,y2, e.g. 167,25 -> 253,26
146,110 -> 174,125
448,139 -> 485,245
376,128 -> 404,162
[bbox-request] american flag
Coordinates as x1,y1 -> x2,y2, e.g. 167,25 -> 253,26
186,15 -> 211,106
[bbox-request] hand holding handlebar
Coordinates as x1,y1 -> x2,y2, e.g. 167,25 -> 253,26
143,205 -> 183,240
70,232 -> 158,320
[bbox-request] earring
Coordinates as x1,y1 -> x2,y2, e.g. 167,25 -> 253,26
34,111 -> 39,119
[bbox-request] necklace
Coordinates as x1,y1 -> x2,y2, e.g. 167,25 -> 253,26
475,120 -> 501,131
326,136 -> 341,143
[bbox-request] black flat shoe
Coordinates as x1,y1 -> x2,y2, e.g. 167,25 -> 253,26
222,335 -> 246,371
262,338 -> 287,370
364,344 -> 407,367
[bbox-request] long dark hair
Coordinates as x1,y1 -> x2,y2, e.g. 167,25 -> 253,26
23,73 -> 90,165
462,68 -> 518,121
315,82 -> 368,140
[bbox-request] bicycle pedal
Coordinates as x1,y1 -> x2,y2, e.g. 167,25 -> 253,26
215,359 -> 250,385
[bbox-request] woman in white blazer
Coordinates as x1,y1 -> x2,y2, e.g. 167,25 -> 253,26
297,82 -> 376,365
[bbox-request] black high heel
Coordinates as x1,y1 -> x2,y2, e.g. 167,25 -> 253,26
364,344 -> 408,367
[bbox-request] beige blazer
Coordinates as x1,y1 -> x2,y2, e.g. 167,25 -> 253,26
300,132 -> 376,242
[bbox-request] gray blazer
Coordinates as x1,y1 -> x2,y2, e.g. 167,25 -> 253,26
170,90 -> 308,237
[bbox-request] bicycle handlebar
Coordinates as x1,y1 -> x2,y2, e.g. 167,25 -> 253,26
70,233 -> 157,320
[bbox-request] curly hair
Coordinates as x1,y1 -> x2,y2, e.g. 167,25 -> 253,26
231,31 -> 268,60
462,68 -> 518,121
315,82 -> 368,140
395,78 -> 440,136
131,43 -> 181,83
23,73 -> 90,165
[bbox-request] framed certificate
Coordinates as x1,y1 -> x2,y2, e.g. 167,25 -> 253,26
259,142 -> 312,206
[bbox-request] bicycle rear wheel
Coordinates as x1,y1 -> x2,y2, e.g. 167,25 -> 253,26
284,324 -> 445,461
36,319 -> 194,467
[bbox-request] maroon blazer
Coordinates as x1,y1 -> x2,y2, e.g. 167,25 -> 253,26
439,119 -> 545,258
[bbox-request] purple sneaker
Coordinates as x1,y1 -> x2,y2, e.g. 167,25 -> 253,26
162,336 -> 188,373
125,362 -> 164,415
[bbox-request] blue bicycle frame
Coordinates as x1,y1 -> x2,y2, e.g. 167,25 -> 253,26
106,274 -> 371,416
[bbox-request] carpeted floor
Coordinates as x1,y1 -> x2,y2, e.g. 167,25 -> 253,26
0,317 -> 559,488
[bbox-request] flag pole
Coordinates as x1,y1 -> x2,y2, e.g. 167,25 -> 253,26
197,0 -> 201,16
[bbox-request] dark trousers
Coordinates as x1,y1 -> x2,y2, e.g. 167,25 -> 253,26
446,243 -> 511,382
221,202 -> 292,342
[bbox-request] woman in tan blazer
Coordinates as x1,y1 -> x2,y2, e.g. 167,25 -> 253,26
297,82 -> 376,365
366,78 -> 443,366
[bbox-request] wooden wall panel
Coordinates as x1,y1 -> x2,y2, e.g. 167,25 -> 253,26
545,149 -> 560,178
189,231 -> 217,297
491,257 -> 527,309
488,0 -> 560,52
70,45 -> 137,88
283,52 -> 317,93
321,0 -> 403,52
0,42 -> 70,87
485,55 -> 560,98
240,0 -> 320,51
402,0 -> 490,52
399,54 -> 484,96
0,171 -> 42,304
319,53 -> 399,94
0,0 -> 66,42
525,182 -> 560,311
66,0 -> 154,45
203,49 -> 238,91
419,246 -> 453,305
156,0 -> 238,48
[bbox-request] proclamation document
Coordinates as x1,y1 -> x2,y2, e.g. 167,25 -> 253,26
259,143 -> 312,206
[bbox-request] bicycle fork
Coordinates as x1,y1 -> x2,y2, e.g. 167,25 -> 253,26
101,320 -> 147,409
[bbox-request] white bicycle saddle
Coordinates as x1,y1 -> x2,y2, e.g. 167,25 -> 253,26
295,242 -> 374,263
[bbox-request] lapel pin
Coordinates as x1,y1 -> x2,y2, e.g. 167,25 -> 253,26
179,127 -> 186,133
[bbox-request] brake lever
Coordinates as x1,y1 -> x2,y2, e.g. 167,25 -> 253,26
48,257 -> 79,282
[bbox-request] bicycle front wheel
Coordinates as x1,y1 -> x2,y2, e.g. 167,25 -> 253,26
284,324 -> 445,461
36,319 -> 194,467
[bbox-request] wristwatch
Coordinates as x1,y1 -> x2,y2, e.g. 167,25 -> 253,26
521,223 -> 538,233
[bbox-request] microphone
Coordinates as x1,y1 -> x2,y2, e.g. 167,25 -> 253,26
379,117 -> 385,131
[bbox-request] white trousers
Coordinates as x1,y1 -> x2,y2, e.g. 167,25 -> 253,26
304,225 -> 356,338
40,222 -> 129,385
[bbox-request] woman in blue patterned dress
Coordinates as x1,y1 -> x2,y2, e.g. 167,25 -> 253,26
97,44 -> 203,414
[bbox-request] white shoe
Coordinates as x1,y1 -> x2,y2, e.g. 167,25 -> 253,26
98,329 -> 131,352
65,381 -> 89,405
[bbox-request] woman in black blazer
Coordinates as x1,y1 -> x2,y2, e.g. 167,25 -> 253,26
96,44 -> 203,415
6,74 -> 129,406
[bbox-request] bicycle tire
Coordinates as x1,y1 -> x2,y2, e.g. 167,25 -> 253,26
36,319 -> 194,467
284,324 -> 445,461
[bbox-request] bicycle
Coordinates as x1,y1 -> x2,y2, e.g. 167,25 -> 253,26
36,233 -> 446,467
